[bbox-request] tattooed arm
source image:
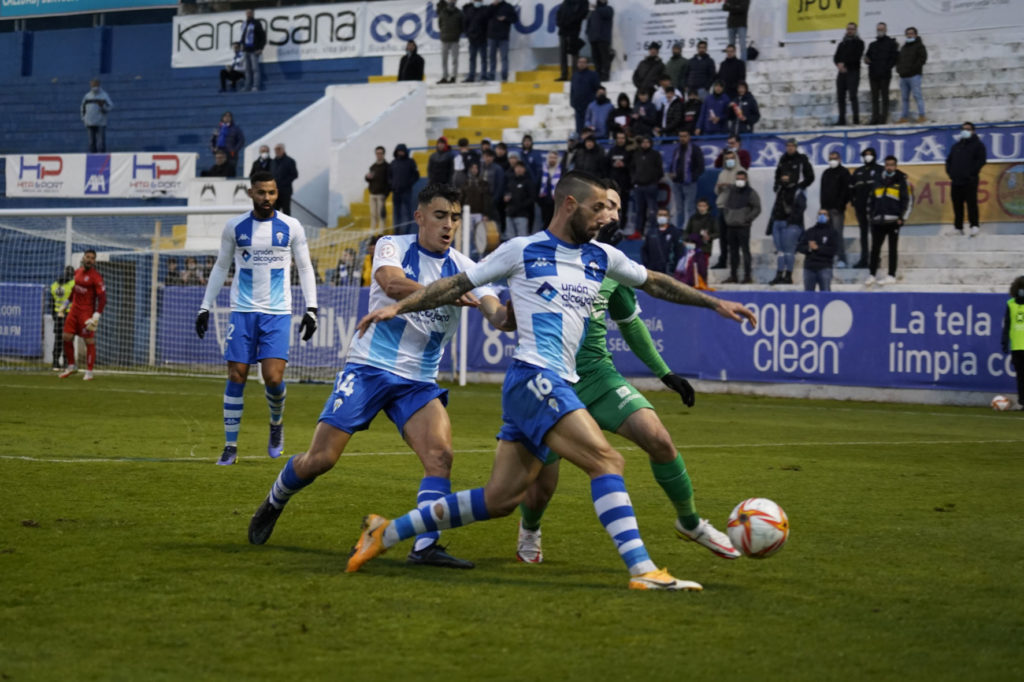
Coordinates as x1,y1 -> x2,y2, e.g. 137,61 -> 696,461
640,270 -> 758,326
356,272 -> 475,336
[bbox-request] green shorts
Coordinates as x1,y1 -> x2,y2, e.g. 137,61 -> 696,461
574,364 -> 653,433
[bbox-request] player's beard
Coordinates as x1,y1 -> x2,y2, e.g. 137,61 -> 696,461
568,208 -> 597,244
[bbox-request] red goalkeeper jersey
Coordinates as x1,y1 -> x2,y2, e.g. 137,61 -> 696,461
71,267 -> 106,315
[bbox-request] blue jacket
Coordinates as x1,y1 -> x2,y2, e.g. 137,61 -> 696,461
585,3 -> 613,43
584,98 -> 614,137
487,1 -> 516,41
463,3 -> 491,44
570,68 -> 601,111
518,147 -> 544,184
696,92 -> 730,134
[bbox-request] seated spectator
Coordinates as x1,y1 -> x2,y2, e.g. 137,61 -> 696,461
714,134 -> 752,169
642,207 -> 684,274
575,135 -> 609,177
585,86 -> 614,138
631,88 -> 658,137
220,43 -> 245,92
652,74 -> 683,113
503,162 -> 536,240
768,171 -> 807,285
181,256 -> 204,285
728,82 -> 761,135
682,89 -> 702,134
397,40 -> 425,81
797,209 -> 840,291
164,258 -> 183,286
209,111 -> 243,176
606,93 -> 633,138
655,86 -> 685,137
716,44 -> 746,98
201,148 -> 235,177
331,248 -> 361,286
249,144 -> 271,177
537,150 -> 562,229
695,81 -> 730,136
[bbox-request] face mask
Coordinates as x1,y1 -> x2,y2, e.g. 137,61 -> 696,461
905,36 -> 916,42
828,159 -> 840,168
725,159 -> 736,168
657,216 -> 669,226
884,170 -> 895,177
259,152 -> 269,160
877,31 -> 886,38
735,179 -> 747,188
960,130 -> 972,140
863,154 -> 875,164
817,214 -> 829,225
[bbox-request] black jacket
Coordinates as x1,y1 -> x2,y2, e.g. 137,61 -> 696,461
642,225 -> 684,274
505,173 -> 536,218
717,56 -> 746,96
834,35 -> 865,71
670,142 -> 704,184
775,151 -> 815,190
487,1 -> 516,41
682,98 -> 702,134
866,35 -> 899,79
868,170 -> 913,224
797,222 -> 839,270
851,161 -> 881,211
586,3 -> 614,43
389,144 -> 420,193
249,157 -> 271,177
660,97 -> 685,135
428,149 -> 454,185
631,147 -> 664,186
241,18 -> 266,53
398,49 -> 425,81
633,56 -> 665,95
437,1 -> 464,42
270,154 -> 298,192
367,160 -> 390,195
575,144 -> 609,177
820,165 -> 852,210
946,135 -> 987,185
723,0 -> 749,29
632,100 -> 659,137
463,3 -> 491,44
557,0 -> 589,37
770,185 -> 806,229
729,92 -> 760,133
607,143 -> 632,189
686,54 -> 716,92
897,38 -> 927,78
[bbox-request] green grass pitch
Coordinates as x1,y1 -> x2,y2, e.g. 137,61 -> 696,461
1,373 -> 1022,681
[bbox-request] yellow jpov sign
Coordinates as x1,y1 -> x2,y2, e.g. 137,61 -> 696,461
788,0 -> 860,33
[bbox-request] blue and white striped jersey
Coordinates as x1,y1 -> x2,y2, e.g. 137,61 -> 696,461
347,234 -> 497,383
201,210 -> 318,315
466,231 -> 648,382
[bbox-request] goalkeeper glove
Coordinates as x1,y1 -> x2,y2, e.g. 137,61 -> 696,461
84,312 -> 100,332
195,309 -> 209,339
661,372 -> 695,408
299,307 -> 318,341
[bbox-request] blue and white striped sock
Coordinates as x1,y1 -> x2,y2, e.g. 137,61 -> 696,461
412,476 -> 451,552
592,474 -> 658,576
382,488 -> 489,549
265,382 -> 286,426
268,456 -> 314,509
223,380 -> 245,446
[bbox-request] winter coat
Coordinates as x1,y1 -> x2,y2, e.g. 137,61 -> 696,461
774,151 -> 815,190
897,38 -> 927,78
480,162 -> 505,205
461,176 -> 493,215
851,161 -> 881,212
607,144 -> 632,189
866,36 -> 900,79
631,100 -> 659,137
271,154 -> 298,193
585,2 -> 613,42
241,18 -> 266,52
682,99 -> 702,134
463,3 -> 491,44
438,1 -> 464,42
643,225 -> 684,274
428,149 -> 454,185
945,135 -> 988,185
797,222 -> 839,270
201,161 -> 235,178
716,57 -> 746,96
696,91 -> 730,135
585,98 -> 615,137
575,144 -> 609,177
729,92 -> 760,133
487,1 -> 516,41
557,0 -> 589,37
834,35 -> 865,71
633,56 -> 666,95
367,160 -> 390,195
819,165 -> 852,211
631,147 -> 664,187
723,185 -> 761,228
663,55 -> 689,93
686,54 -> 716,92
660,97 -> 685,136
868,170 -> 913,224
570,68 -> 602,111
685,212 -> 719,244
606,106 -> 633,137
388,144 -> 420,193
398,49 -> 425,81
518,147 -> 544,184
670,142 -> 705,185
771,185 -> 807,229
723,0 -> 749,29
505,173 -> 536,218
249,156 -> 271,177
210,123 -> 245,158
81,88 -> 113,127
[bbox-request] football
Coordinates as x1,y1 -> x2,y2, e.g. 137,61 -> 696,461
991,395 -> 1012,411
727,498 -> 790,558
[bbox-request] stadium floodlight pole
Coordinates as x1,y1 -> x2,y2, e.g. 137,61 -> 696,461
458,202 -> 471,386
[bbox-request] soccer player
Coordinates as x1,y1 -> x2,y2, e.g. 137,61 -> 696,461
58,249 -> 106,381
195,171 -> 318,466
247,184 -> 513,568
346,171 -> 756,590
514,187 -> 739,564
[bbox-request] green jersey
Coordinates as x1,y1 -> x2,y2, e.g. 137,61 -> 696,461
575,278 -> 670,378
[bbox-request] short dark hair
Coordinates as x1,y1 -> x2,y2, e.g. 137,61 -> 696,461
496,142 -> 508,151
375,145 -> 385,153
736,170 -> 748,178
697,40 -> 707,47
554,170 -> 605,206
729,134 -> 741,142
696,197 -> 710,205
605,178 -> 621,194
482,149 -> 496,159
84,248 -> 97,256
458,137 -> 469,146
884,155 -> 898,164
726,43 -> 736,49
417,183 -> 461,208
962,121 -> 975,131
1011,275 -> 1024,297
250,170 -> 275,185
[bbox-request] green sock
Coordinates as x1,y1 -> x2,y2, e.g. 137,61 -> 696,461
650,454 -> 700,530
519,502 -> 547,532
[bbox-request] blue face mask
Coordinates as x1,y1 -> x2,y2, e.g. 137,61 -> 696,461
905,36 -> 916,42
960,130 -> 972,140
884,170 -> 895,177
817,214 -> 829,225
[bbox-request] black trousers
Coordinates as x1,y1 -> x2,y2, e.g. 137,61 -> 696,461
869,76 -> 891,123
276,190 -> 292,216
869,222 -> 900,277
52,314 -> 64,364
1013,350 -> 1024,404
559,35 -> 579,79
951,180 -> 980,230
591,40 -> 611,80
727,224 -> 751,279
714,213 -> 730,267
836,70 -> 860,123
855,204 -> 870,262
220,68 -> 244,90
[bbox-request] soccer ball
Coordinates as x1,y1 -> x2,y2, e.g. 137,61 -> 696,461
727,498 -> 790,559
991,395 -> 1012,411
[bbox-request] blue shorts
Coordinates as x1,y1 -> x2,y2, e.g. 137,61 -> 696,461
224,311 -> 290,364
318,363 -> 449,436
497,360 -> 585,463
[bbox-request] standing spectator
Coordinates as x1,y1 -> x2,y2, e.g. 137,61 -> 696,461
712,149 -> 742,270
398,40 -> 425,81
480,149 -> 506,223
452,137 -> 480,188
270,143 -> 298,215
479,138 -> 494,157
723,0 -> 750,61
819,150 -> 851,267
518,135 -> 544,184
428,137 -> 454,185
240,8 -> 266,92
220,43 -> 245,92
210,111 -> 244,176
643,208 -> 684,274
664,43 -> 689,95
560,133 -> 581,173
865,155 -> 913,286
834,22 -> 865,126
607,131 -> 633,227
249,144 -> 271,177
774,138 -> 814,191
536,151 -> 562,230
463,0 -> 491,83
695,81 -> 730,136
437,0 -> 463,84
631,88 -> 659,137
575,135 -> 609,177
201,149 -> 235,178
652,74 -> 683,114
716,44 -> 746,99
494,142 -> 512,172
630,136 -> 663,238
331,248 -> 361,286
897,27 -> 928,123
864,22 -> 899,125
585,86 -> 615,138
461,162 -> 494,220
945,121 -> 988,237
503,162 -> 535,240
656,86 -> 685,137
486,0 -> 516,82
722,170 -> 761,283
81,79 -> 113,154
607,93 -> 633,138
365,146 -> 390,233
632,43 -> 665,100
557,0 -> 589,81
681,89 -> 702,134
49,265 -> 75,369
728,82 -> 760,134
850,147 -> 880,267
714,134 -> 751,169
686,41 -> 716,100
681,198 -> 717,284
668,130 -> 705,228
388,143 -> 420,234
586,0 -> 614,81
768,172 -> 806,285
1001,276 -> 1024,410
797,210 -> 840,291
570,56 -> 601,133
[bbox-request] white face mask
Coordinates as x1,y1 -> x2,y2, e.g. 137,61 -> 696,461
657,216 -> 669,226
725,159 -> 737,169
828,159 -> 840,168
259,152 -> 269,160
960,130 -> 972,140
863,154 -> 875,164
735,179 -> 747,188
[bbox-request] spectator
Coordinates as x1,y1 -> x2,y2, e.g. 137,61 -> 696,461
494,142 -> 511,172
774,138 -> 814,191
834,22 -> 865,126
631,88 -> 659,137
503,162 -> 535,240
681,89 -> 702,134
897,27 -> 927,123
945,121 -> 988,237
570,56 -> 601,133
652,74 -> 683,114
461,162 -> 494,219
270,143 -> 298,215
819,149 -> 852,268
850,147 -> 881,268
668,130 -> 705,228
486,0 -> 516,82
220,43 -> 245,92
797,209 -> 840,291
1001,275 -> 1024,410
518,134 -> 544,184
160,258 -> 182,290
865,155 -> 913,286
536,151 -> 562,230
437,0 -> 463,84
686,41 -> 716,99
643,207 -> 684,274
452,137 -> 480,188
714,134 -> 751,169
480,149 -> 506,221
865,22 -> 899,124
664,43 -> 689,95
607,131 -> 633,227
722,170 -> 761,283
723,0 -> 750,61
181,256 -> 205,285
210,111 -> 244,176
560,132 -> 580,173
557,0 -> 589,81
202,255 -> 216,282
656,86 -> 685,137
331,248 -> 361,286
695,81 -> 730,136
388,143 -> 420,234
428,137 -> 454,185
249,144 -> 271,176
607,93 -> 633,138
463,0 -> 490,83
632,42 -> 665,100
81,78 -> 113,154
575,135 -> 609,177
716,44 -> 746,99
240,8 -> 266,92
768,171 -> 807,285
713,149 -> 742,270
365,145 -> 390,232
630,136 -> 663,238
584,86 -> 614,138
586,0 -> 614,81
479,138 -> 494,157
681,197 -> 717,284
201,148 -> 234,178
398,40 -> 425,81
728,82 -> 760,134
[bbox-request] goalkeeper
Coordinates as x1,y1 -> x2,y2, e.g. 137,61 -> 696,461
59,250 -> 105,382
195,171 -> 318,466
515,187 -> 740,563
